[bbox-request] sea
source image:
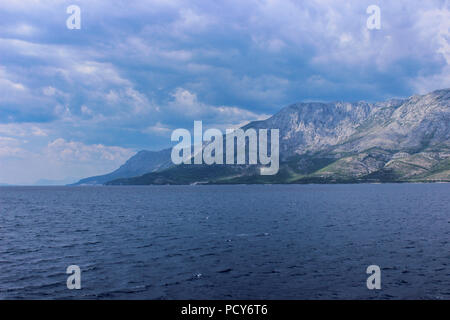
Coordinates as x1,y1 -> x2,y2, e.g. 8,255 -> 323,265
0,184 -> 449,299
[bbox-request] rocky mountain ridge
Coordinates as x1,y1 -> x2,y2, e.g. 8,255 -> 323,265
75,88 -> 450,185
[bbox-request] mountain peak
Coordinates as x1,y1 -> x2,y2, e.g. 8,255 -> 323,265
79,88 -> 450,185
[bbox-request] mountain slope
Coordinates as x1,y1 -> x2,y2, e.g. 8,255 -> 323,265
72,149 -> 173,185
106,88 -> 450,185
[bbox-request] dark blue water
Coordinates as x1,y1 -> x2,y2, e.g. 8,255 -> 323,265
0,184 -> 449,299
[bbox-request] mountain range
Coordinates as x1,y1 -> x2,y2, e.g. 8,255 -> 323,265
73,88 -> 450,185
72,149 -> 173,185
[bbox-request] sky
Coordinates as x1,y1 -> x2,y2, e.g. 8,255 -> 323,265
0,0 -> 449,184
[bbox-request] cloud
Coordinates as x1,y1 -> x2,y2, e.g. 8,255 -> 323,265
167,88 -> 268,127
0,123 -> 48,138
0,66 -> 27,93
0,136 -> 28,158
143,122 -> 172,136
410,5 -> 450,93
46,138 -> 134,163
0,0 -> 448,183
0,133 -> 135,184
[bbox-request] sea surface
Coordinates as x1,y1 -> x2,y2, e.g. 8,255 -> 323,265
0,184 -> 449,299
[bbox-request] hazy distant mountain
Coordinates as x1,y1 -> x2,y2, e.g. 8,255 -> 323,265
72,149 -> 173,185
35,178 -> 77,186
105,88 -> 450,185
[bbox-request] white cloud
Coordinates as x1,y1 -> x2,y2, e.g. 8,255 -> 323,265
81,105 -> 93,116
0,125 -> 136,184
46,138 -> 134,163
168,87 -> 266,125
0,66 -> 27,92
102,87 -> 156,115
4,23 -> 38,37
31,126 -> 48,136
42,86 -> 56,96
411,6 -> 450,93
72,61 -> 131,86
0,136 -> 28,158
143,122 -> 172,135
0,123 -> 47,138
